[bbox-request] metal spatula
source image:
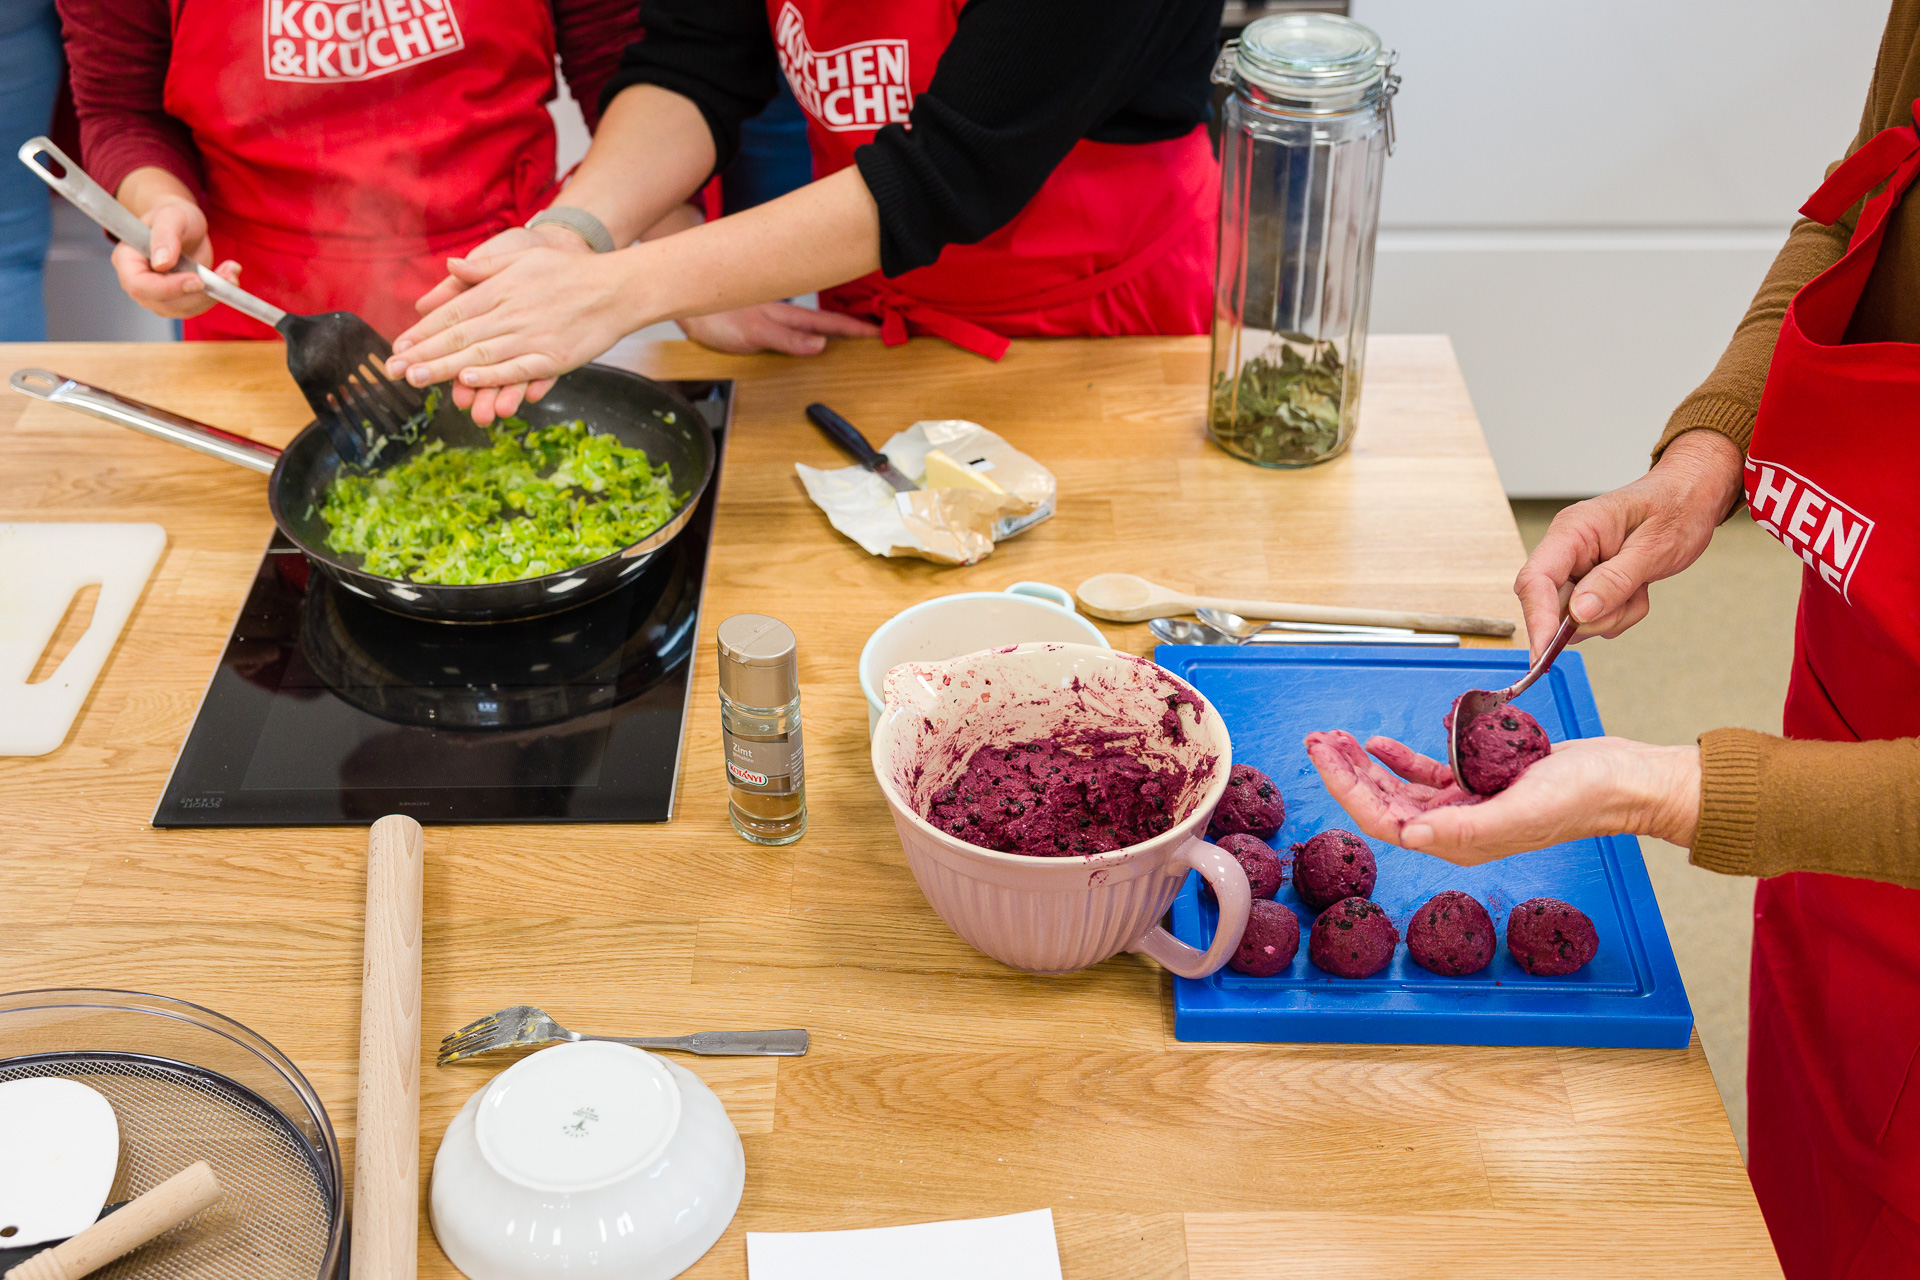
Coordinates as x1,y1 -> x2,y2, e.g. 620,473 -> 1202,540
18,137 -> 425,464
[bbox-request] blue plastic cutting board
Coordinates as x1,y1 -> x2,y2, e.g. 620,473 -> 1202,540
1158,645 -> 1693,1049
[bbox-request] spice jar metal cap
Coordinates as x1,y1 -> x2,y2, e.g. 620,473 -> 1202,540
717,614 -> 799,707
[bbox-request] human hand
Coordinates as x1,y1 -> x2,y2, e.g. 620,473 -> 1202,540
1303,729 -> 1701,863
680,302 -> 879,355
109,198 -> 242,319
407,224 -> 592,423
387,245 -> 637,424
1513,429 -> 1744,659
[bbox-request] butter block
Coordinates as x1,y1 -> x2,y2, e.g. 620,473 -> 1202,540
923,447 -> 1006,495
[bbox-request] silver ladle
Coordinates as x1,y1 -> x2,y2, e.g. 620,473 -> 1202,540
1447,613 -> 1580,794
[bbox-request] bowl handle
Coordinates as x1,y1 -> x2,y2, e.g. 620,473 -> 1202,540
1126,836 -> 1250,978
1003,581 -> 1075,611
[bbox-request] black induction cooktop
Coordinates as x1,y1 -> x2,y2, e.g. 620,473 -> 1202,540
153,379 -> 731,827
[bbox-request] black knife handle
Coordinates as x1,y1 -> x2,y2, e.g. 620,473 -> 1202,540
806,402 -> 887,470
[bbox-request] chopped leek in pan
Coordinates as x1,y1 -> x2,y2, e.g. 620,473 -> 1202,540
318,417 -> 683,585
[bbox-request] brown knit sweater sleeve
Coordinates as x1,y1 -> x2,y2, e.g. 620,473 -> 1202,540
1650,0 -> 1920,461
1692,730 -> 1920,889
1662,2 -> 1920,887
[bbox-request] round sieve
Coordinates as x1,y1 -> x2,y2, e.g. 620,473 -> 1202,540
0,989 -> 343,1280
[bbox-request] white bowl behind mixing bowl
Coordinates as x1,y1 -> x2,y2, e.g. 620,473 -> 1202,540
858,582 -> 1107,732
430,1041 -> 744,1280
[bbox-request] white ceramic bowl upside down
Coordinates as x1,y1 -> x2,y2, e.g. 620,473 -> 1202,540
870,642 -> 1252,977
429,1041 -> 744,1280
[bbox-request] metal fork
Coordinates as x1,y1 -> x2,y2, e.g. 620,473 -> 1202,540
437,1005 -> 809,1065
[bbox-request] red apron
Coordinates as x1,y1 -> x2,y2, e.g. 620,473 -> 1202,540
163,0 -> 563,341
766,0 -> 1216,359
1744,109 -> 1920,1278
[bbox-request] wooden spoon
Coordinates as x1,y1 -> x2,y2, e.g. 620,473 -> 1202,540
1076,573 -> 1515,637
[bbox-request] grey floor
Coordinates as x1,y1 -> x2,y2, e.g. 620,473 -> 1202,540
1509,500 -> 1803,1157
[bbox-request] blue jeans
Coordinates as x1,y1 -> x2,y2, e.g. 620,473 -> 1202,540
0,0 -> 61,342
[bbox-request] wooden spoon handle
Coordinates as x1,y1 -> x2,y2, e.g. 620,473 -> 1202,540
5,1162 -> 221,1280
352,814 -> 425,1280
1189,593 -> 1515,638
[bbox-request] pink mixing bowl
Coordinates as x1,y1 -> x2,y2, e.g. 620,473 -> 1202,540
870,643 -> 1250,976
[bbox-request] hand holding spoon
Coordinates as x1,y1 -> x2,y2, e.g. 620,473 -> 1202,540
1447,613 -> 1579,796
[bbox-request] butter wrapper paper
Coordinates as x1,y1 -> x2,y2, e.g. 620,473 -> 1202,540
795,420 -> 1055,566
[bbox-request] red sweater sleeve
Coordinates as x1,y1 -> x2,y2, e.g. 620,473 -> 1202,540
554,0 -> 641,131
55,0 -> 204,200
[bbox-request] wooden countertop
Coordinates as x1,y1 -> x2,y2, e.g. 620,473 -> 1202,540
0,336 -> 1779,1278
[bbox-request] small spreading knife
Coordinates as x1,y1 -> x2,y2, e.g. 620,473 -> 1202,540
806,402 -> 918,492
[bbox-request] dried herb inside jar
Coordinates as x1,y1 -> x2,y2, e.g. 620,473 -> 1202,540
1210,342 -> 1347,463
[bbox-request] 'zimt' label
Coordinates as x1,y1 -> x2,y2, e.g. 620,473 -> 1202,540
264,0 -> 465,83
723,729 -> 804,796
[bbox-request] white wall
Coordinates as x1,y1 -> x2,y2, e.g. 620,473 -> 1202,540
1353,0 -> 1888,495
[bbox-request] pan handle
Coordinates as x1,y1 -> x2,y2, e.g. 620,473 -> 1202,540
17,136 -> 287,329
10,368 -> 282,475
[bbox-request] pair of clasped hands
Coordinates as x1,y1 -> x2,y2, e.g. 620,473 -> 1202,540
111,186 -> 879,429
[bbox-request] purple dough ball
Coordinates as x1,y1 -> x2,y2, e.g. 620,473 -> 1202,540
1309,897 -> 1399,978
1406,890 -> 1497,977
1289,829 -> 1377,912
1208,763 -> 1285,839
1449,705 -> 1550,794
1228,900 -> 1301,977
1202,833 -> 1284,903
1506,897 -> 1599,976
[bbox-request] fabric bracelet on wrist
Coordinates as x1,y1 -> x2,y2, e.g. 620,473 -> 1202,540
528,206 -> 616,254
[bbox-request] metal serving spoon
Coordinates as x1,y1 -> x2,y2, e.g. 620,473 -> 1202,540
1447,612 -> 1580,794
1148,617 -> 1460,647
1196,606 -> 1418,638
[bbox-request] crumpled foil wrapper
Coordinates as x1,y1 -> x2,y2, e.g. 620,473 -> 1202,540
795,420 -> 1056,566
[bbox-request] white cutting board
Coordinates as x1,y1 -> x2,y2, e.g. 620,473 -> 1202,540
0,522 -> 166,756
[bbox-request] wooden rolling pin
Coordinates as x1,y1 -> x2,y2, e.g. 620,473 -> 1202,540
353,815 -> 425,1280
1076,573 -> 1517,638
6,1162 -> 222,1280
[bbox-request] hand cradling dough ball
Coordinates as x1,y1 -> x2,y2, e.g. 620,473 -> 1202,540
1448,705 -> 1550,794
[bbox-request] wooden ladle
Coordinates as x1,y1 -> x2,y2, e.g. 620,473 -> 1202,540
1075,573 -> 1516,637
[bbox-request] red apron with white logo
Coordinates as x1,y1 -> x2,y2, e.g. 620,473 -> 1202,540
163,0 -> 563,341
766,0 -> 1216,359
1743,110 -> 1920,1278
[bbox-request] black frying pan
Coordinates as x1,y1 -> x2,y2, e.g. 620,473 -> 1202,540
10,364 -> 716,623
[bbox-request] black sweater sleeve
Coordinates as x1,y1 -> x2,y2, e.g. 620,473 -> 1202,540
603,0 -> 1223,276
600,0 -> 782,172
860,0 -> 1222,274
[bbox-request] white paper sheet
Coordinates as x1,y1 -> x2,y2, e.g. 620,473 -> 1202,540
746,1208 -> 1063,1280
